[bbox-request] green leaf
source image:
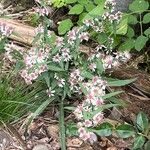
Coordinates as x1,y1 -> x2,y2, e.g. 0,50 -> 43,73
66,123 -> 78,136
94,0 -> 102,4
144,140 -> 150,150
83,1 -> 105,20
48,63 -> 64,71
77,0 -> 89,5
135,35 -> 148,51
69,4 -> 84,15
129,0 -> 149,12
133,135 -> 145,149
144,27 -> 150,37
143,13 -> 150,24
128,15 -> 138,25
81,70 -> 93,79
79,83 -> 88,95
96,33 -> 108,44
108,78 -> 136,87
96,59 -> 104,75
102,91 -> 123,100
58,19 -> 73,35
119,39 -> 135,51
85,3 -> 95,12
116,16 -> 128,35
65,0 -> 77,4
116,124 -> 135,138
126,26 -> 135,38
94,122 -> 113,137
136,112 -> 149,132
119,38 -> 135,51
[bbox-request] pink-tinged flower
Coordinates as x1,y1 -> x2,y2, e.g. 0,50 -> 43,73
89,63 -> 96,72
74,106 -> 83,119
83,19 -> 94,27
0,23 -> 13,37
57,78 -> 65,87
95,45 -> 106,52
103,55 -> 114,69
84,120 -> 93,127
55,37 -> 64,47
93,112 -> 104,125
52,54 -> 62,63
61,48 -> 70,54
35,25 -> 44,34
46,87 -> 55,97
89,132 -> 97,144
62,53 -> 71,62
79,32 -> 89,42
67,30 -> 76,45
35,7 -> 51,16
77,122 -> 83,128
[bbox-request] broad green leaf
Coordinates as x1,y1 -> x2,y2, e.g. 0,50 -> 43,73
116,16 -> 128,35
135,35 -> 148,51
96,33 -> 108,44
126,26 -> 135,38
85,3 -> 95,12
116,124 -> 135,138
83,1 -> 105,20
128,15 -> 138,25
119,39 -> 135,51
144,27 -> 150,37
81,70 -> 93,79
78,12 -> 88,25
69,4 -> 84,15
102,91 -> 123,100
48,63 -> 64,71
77,0 -> 89,5
129,0 -> 149,12
143,13 -> 150,24
108,78 -> 136,87
144,140 -> 150,150
65,0 -> 77,4
94,0 -> 102,4
58,19 -> 73,35
133,135 -> 145,149
136,112 -> 149,132
94,122 -> 113,137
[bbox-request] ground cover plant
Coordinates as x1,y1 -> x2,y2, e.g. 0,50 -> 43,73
0,0 -> 150,149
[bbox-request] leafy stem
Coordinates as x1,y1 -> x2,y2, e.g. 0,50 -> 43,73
59,97 -> 66,150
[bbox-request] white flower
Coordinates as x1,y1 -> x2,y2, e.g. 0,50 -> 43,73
93,112 -> 104,125
57,78 -> 65,87
52,54 -> 62,63
46,88 -> 55,97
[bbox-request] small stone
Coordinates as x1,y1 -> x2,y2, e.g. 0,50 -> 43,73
32,144 -> 49,150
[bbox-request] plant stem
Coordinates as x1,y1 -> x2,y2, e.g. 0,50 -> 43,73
59,98 -> 66,150
139,13 -> 143,36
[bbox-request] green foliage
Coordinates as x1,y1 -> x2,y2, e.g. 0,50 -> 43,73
58,19 -> 73,35
119,0 -> 150,51
94,122 -> 113,137
0,69 -> 47,124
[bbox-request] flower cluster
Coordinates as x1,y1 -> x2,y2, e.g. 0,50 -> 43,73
34,7 -> 52,16
53,48 -> 72,63
20,47 -> 50,84
74,76 -> 107,143
0,22 -> 13,37
69,69 -> 83,93
67,27 -> 89,45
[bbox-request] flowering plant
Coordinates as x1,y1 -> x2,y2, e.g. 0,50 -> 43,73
2,0 -> 140,149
